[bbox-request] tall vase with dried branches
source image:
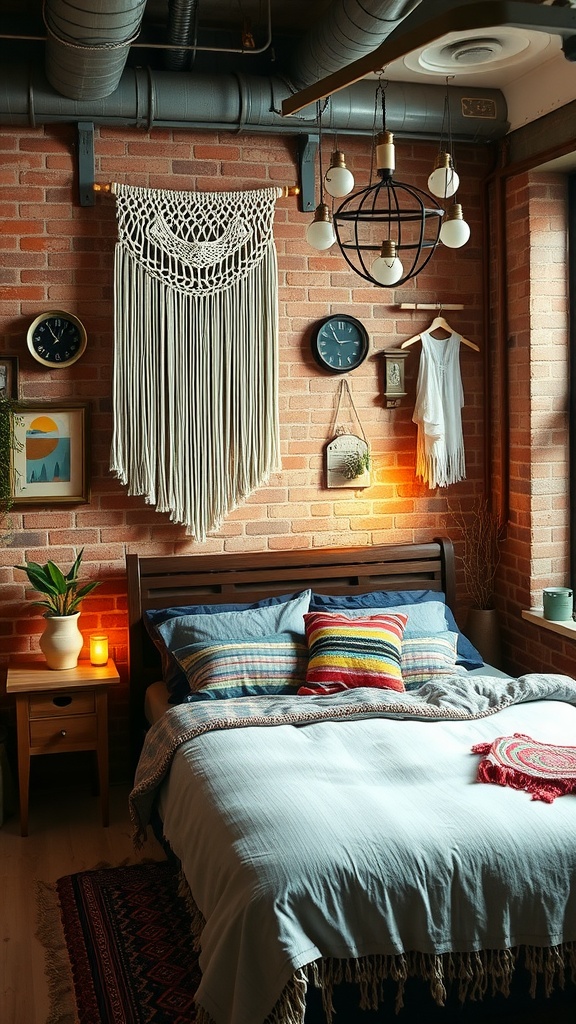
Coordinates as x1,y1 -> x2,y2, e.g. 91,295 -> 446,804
447,498 -> 504,667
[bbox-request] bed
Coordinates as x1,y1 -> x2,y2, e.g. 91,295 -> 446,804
127,538 -> 576,1024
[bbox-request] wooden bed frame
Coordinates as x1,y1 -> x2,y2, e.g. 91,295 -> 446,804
125,538 -> 576,1024
126,536 -> 456,741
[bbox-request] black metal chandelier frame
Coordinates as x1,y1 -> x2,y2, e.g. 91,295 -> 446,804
330,78 -> 445,288
333,173 -> 444,287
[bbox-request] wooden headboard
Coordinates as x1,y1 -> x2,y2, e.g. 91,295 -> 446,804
126,537 -> 456,749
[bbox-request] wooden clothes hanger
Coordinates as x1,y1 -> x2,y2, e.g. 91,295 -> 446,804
401,315 -> 480,352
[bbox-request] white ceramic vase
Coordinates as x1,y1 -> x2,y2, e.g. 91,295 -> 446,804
39,612 -> 83,670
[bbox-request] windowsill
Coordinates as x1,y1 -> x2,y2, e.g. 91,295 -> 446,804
522,608 -> 576,640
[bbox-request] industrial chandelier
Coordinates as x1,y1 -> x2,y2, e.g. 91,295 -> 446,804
305,78 -> 470,287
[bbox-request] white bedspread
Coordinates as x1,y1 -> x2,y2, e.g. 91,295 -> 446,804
131,674 -> 576,1024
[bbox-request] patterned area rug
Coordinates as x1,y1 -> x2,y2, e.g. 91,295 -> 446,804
37,859 -> 576,1024
38,860 -> 201,1024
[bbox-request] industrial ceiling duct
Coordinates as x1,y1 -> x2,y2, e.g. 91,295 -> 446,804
44,0 -> 148,100
290,0 -> 423,89
0,65 -> 508,139
164,0 -> 199,71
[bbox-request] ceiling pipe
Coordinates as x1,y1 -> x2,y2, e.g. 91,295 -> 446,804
290,0 -> 423,89
44,0 -> 148,100
0,64 -> 508,139
164,0 -> 199,71
38,0 -> 424,104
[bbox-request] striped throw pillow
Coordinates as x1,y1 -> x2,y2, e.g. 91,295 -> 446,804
174,633 -> 308,700
401,631 -> 462,690
299,611 -> 408,695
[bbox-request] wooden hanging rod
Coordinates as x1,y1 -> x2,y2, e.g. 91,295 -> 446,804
93,183 -> 301,197
398,303 -> 464,311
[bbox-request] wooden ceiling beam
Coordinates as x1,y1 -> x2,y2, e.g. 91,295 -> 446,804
281,1 -> 576,117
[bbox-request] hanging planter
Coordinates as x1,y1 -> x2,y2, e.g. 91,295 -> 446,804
325,380 -> 372,489
326,433 -> 371,488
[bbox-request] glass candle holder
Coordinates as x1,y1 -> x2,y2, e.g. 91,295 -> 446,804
90,634 -> 109,666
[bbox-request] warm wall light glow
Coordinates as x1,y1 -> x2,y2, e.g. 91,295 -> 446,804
90,634 -> 109,666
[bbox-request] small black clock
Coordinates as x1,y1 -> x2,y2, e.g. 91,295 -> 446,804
27,310 -> 87,368
311,315 -> 369,374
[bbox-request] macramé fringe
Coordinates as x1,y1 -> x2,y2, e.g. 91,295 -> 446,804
175,868 -> 576,1024
35,880 -> 77,1024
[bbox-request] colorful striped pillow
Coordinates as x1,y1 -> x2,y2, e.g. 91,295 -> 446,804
173,634 -> 308,700
400,631 -> 463,690
299,611 -> 408,695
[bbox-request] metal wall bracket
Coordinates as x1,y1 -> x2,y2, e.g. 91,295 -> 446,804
77,122 -> 95,207
297,134 -> 319,213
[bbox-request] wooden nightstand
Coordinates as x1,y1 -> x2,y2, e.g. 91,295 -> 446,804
6,658 -> 120,836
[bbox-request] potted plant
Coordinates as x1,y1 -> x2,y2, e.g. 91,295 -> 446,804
342,447 -> 371,481
447,497 -> 504,666
14,548 -> 100,669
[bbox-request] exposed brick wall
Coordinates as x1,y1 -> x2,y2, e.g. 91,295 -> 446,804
500,170 -> 572,675
0,122 -> 565,782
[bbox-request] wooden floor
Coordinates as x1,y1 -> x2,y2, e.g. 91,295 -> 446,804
0,780 -> 165,1024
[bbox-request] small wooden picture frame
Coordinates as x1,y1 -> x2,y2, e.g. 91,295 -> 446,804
0,356 -> 19,399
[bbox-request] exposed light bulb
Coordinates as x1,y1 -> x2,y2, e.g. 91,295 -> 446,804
371,239 -> 404,286
306,203 -> 336,250
428,151 -> 460,199
439,203 -> 470,248
324,151 -> 355,198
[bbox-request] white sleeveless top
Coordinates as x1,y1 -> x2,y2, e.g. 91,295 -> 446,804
412,331 -> 466,488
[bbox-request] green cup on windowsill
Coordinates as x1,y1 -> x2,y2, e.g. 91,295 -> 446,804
542,587 -> 574,621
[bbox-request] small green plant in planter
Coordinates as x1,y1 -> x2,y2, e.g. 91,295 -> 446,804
342,448 -> 371,481
14,547 -> 100,616
15,548 -> 101,669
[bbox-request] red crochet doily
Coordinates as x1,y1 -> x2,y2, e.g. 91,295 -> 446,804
472,733 -> 576,803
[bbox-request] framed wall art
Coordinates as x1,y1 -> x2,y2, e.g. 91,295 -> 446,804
0,356 -> 19,399
12,401 -> 90,505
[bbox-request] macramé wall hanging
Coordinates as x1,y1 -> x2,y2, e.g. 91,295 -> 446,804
110,183 -> 281,541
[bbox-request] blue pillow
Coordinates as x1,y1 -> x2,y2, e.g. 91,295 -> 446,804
309,590 -> 483,669
145,591 -> 298,633
175,633 -> 308,701
309,589 -> 440,611
155,590 -> 312,701
144,591 -> 302,701
400,631 -> 467,690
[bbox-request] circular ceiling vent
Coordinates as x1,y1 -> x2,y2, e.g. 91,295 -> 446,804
403,26 -> 548,77
442,38 -> 503,66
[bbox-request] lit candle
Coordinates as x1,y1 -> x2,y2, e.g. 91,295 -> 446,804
90,634 -> 109,666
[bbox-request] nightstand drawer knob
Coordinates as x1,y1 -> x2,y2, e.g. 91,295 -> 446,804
53,696 -> 72,708
60,729 -> 67,737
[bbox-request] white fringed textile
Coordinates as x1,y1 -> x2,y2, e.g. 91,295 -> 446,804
110,183 -> 281,541
412,331 -> 466,489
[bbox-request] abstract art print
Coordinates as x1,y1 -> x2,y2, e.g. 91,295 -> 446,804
12,402 -> 90,505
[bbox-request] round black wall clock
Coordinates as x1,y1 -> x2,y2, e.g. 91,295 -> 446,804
27,310 -> 87,368
311,315 -> 369,374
